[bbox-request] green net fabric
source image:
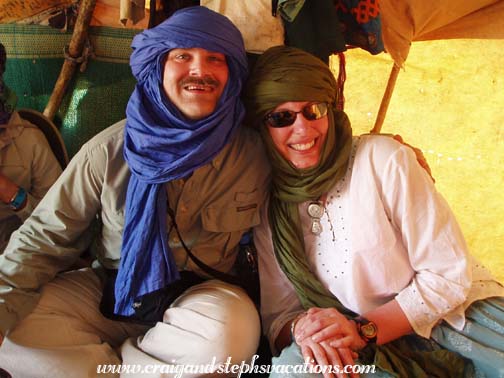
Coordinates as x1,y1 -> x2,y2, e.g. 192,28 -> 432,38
0,24 -> 140,157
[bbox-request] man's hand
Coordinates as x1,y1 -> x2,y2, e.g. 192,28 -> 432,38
393,134 -> 435,183
294,308 -> 366,352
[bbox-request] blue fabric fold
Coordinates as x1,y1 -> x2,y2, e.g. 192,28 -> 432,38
115,6 -> 248,316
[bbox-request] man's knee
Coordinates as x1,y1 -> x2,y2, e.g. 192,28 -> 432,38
138,280 -> 261,365
211,283 -> 261,362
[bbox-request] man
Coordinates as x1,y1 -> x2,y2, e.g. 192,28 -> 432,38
0,7 -> 269,377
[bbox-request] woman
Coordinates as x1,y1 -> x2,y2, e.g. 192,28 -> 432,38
244,46 -> 504,378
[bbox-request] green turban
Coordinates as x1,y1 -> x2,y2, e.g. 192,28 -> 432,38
244,46 -> 339,128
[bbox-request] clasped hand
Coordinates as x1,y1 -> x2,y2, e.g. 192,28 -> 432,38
292,308 -> 367,378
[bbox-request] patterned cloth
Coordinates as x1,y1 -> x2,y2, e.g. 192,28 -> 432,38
432,297 -> 504,377
335,0 -> 384,54
276,0 -> 384,61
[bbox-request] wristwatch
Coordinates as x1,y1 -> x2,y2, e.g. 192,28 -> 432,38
354,316 -> 378,344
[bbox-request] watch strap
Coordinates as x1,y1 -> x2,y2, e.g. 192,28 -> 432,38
10,187 -> 27,210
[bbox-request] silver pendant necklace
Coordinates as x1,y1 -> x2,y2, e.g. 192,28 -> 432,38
307,196 -> 336,241
307,201 -> 324,235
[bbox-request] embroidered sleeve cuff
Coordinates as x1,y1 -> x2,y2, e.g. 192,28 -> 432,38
396,279 -> 467,338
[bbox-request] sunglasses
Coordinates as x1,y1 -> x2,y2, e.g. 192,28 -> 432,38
263,102 -> 328,128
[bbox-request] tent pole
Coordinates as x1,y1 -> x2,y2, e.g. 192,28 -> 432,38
44,0 -> 97,121
370,62 -> 401,133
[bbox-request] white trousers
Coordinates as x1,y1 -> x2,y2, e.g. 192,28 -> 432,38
0,269 -> 260,378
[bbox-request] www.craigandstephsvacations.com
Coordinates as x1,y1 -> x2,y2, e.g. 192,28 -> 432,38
97,355 -> 377,376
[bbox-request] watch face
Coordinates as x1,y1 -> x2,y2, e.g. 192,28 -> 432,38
361,322 -> 378,339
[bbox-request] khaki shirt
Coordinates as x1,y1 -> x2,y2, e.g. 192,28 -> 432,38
0,120 -> 270,334
0,115 -> 62,253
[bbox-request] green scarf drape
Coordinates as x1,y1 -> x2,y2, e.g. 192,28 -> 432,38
244,46 -> 468,377
267,109 -> 354,312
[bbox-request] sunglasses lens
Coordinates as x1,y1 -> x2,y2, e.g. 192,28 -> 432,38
303,103 -> 328,120
264,111 -> 296,128
264,103 -> 328,128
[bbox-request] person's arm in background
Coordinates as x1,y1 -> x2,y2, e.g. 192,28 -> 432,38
0,135 -> 107,341
21,127 -> 63,213
0,127 -> 62,218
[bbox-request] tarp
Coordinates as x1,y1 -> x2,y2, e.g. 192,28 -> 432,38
0,0 -> 148,28
381,0 -> 504,66
339,39 -> 504,283
3,1 -> 504,59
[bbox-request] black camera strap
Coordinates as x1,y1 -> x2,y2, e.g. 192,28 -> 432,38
166,206 -> 244,287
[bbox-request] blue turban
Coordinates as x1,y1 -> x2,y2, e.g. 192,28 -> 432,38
115,6 -> 248,316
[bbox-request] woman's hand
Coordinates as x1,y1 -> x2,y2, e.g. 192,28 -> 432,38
299,338 -> 359,378
293,308 -> 367,351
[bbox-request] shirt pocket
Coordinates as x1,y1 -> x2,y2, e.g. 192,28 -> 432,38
202,190 -> 261,233
0,151 -> 28,189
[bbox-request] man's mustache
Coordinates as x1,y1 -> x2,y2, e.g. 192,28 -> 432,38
179,76 -> 219,87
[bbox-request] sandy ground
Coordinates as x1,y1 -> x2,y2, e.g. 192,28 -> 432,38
333,38 -> 504,283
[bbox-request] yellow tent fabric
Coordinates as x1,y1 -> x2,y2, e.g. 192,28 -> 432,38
338,38 -> 504,283
381,0 -> 504,66
351,1 -> 504,282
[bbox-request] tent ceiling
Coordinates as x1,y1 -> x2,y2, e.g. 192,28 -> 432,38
381,0 -> 504,66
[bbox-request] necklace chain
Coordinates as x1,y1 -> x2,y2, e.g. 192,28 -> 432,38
324,205 -> 336,242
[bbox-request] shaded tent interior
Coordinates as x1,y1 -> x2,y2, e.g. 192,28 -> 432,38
1,1 -> 503,280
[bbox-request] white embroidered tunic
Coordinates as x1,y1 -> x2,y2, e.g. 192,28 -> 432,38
256,135 -> 504,351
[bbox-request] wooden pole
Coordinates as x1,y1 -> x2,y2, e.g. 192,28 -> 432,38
370,63 -> 401,133
44,0 -> 97,120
